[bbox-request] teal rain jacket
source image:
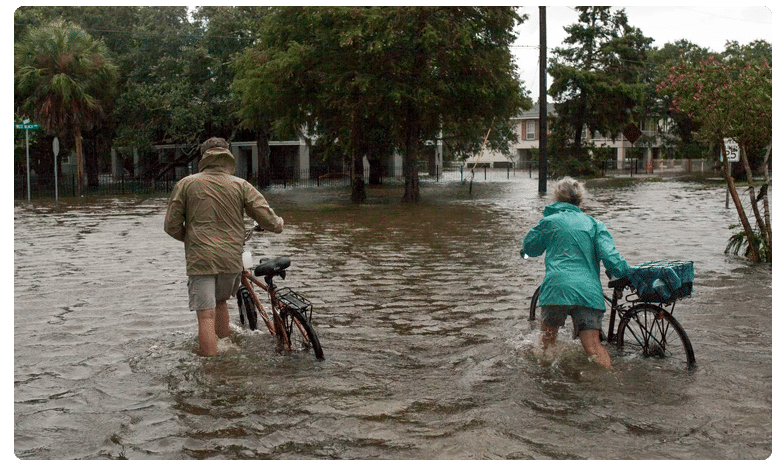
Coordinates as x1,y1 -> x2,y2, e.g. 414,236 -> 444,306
522,202 -> 631,310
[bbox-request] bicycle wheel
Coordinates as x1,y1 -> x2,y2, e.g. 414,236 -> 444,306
529,286 -> 540,321
282,308 -> 324,360
616,303 -> 695,370
237,287 -> 259,330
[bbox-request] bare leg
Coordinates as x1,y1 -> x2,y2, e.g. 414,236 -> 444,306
196,308 -> 218,357
541,324 -> 558,349
215,300 -> 230,339
579,329 -> 612,367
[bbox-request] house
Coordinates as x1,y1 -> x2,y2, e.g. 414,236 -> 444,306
465,102 -> 671,173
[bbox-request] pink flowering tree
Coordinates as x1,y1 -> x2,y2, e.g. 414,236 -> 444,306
658,55 -> 772,262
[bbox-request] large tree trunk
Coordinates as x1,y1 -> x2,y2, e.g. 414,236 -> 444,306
350,116 -> 366,203
85,137 -> 100,188
738,142 -> 770,261
721,141 -> 760,262
351,150 -> 366,203
74,127 -> 84,197
403,154 -> 420,203
256,133 -> 270,188
758,144 -> 772,259
402,112 -> 421,203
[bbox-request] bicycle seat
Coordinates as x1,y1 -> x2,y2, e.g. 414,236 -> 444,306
254,257 -> 291,278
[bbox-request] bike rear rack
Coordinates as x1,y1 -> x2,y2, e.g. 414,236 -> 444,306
275,288 -> 313,322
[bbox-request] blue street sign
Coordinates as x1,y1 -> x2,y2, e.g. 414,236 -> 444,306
15,123 -> 40,129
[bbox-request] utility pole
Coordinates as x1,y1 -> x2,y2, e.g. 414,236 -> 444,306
538,6 -> 548,194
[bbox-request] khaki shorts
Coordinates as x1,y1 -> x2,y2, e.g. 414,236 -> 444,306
187,274 -> 240,311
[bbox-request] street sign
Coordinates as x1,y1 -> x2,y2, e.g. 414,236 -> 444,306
724,139 -> 740,163
15,123 -> 40,130
623,123 -> 642,144
17,121 -> 40,202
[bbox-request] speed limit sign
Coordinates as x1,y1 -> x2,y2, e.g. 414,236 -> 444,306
724,139 -> 740,163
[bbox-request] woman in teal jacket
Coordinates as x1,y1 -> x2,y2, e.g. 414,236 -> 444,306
522,177 -> 631,366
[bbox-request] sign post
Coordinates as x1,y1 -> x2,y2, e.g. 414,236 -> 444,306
623,123 -> 643,177
16,121 -> 40,202
723,139 -> 740,208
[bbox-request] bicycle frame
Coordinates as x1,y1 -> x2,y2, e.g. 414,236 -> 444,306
239,269 -> 290,347
605,282 -> 627,343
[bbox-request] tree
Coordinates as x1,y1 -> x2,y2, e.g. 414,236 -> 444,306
383,7 -> 532,202
723,39 -> 772,68
192,6 -> 270,138
658,53 -> 771,262
647,40 -> 715,160
548,7 -> 653,176
15,20 -> 119,196
14,7 -> 268,188
232,6 -> 531,202
112,7 -> 205,153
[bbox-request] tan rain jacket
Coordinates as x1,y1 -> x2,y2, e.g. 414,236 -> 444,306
164,147 -> 284,276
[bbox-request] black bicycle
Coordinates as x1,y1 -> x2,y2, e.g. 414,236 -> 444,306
529,267 -> 696,370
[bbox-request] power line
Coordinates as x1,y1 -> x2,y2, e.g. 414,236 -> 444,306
678,6 -> 772,25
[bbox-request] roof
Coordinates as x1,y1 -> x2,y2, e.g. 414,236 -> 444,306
516,102 -> 556,120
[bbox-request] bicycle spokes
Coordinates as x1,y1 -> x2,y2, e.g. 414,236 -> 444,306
617,304 -> 695,369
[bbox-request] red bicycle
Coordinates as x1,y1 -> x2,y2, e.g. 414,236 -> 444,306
237,226 -> 324,360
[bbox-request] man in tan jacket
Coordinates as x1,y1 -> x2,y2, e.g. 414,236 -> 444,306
165,137 -> 284,356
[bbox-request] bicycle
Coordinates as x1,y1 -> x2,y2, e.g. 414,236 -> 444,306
528,261 -> 696,370
236,225 -> 324,360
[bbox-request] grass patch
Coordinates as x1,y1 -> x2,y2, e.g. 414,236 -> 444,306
585,177 -> 639,189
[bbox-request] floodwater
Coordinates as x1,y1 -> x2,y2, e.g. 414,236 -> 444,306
14,176 -> 772,459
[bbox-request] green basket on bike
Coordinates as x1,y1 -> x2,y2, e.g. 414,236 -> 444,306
629,260 -> 694,303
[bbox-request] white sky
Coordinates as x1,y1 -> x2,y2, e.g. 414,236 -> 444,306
512,5 -> 773,100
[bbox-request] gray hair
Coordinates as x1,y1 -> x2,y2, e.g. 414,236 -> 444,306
553,176 -> 587,206
200,137 -> 230,155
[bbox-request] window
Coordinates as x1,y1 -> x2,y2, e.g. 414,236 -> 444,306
525,120 -> 536,140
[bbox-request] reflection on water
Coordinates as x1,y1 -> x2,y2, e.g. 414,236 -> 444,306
14,178 -> 771,459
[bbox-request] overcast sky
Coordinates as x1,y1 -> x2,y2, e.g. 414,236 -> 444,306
512,6 -> 773,100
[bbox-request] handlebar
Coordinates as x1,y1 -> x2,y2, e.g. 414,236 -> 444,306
607,276 -> 632,290
244,223 -> 265,243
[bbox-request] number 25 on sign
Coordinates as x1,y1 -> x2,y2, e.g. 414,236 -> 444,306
724,139 -> 740,163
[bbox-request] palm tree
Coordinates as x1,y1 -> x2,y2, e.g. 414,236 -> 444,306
15,21 -> 118,197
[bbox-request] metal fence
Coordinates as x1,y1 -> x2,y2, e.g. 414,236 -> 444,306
13,168 -> 354,200
14,158 -> 719,201
14,172 -> 181,200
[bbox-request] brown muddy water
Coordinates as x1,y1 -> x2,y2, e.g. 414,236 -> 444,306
14,177 -> 771,459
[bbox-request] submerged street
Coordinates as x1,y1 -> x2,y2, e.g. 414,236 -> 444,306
14,177 -> 772,459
